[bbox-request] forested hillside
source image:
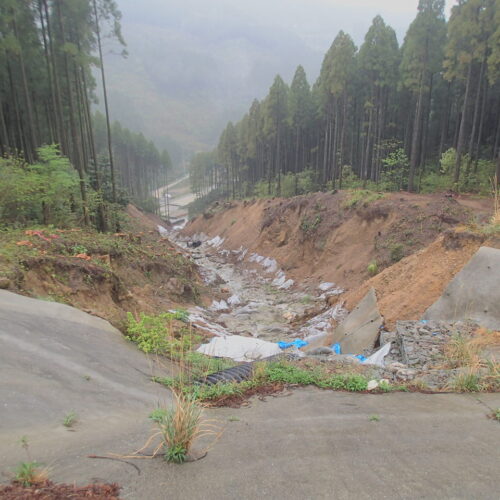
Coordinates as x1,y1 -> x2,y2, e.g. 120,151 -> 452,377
0,0 -> 171,230
190,0 -> 500,201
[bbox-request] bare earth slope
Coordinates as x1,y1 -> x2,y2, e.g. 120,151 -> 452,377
342,231 -> 499,328
0,205 -> 208,329
184,191 -> 489,291
183,191 -> 498,325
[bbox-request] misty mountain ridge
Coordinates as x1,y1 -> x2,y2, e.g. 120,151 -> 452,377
101,0 -> 452,161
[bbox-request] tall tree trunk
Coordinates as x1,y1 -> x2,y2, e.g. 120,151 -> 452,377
419,73 -> 433,170
408,77 -> 424,192
465,57 -> 486,179
56,1 -> 89,226
473,80 -> 488,173
496,151 -> 500,186
338,96 -> 348,189
322,117 -> 329,185
363,106 -> 374,186
7,61 -> 26,156
294,126 -> 300,195
38,0 -> 61,147
12,17 -> 38,160
438,81 -> 452,159
93,0 -> 117,204
454,61 -> 474,184
0,102 -> 10,154
42,0 -> 67,154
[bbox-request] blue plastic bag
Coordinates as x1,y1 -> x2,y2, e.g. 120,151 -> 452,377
277,339 -> 308,350
332,343 -> 342,354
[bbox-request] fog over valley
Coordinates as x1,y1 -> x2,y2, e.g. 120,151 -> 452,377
101,0 -> 456,160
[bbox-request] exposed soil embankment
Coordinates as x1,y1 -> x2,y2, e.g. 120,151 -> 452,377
183,191 -> 484,293
0,205 -> 209,329
342,230 -> 500,329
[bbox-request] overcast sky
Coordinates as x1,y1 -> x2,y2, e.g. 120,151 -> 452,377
118,0 -> 458,52
237,0 -> 458,50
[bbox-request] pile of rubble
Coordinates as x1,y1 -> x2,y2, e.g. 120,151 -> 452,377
377,320 -> 478,388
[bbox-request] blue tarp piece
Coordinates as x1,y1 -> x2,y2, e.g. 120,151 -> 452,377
277,339 -> 308,350
332,343 -> 342,354
355,355 -> 367,362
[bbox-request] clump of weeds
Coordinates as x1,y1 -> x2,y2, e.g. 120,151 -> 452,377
12,436 -> 49,487
143,391 -> 221,464
63,411 -> 78,428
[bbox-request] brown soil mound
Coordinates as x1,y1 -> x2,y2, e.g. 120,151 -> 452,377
0,206 -> 209,329
340,230 -> 499,329
184,191 -> 486,292
0,481 -> 120,499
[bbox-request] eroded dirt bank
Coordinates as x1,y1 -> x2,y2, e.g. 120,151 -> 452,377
0,205 -> 210,329
182,191 -> 498,327
183,191 -> 491,290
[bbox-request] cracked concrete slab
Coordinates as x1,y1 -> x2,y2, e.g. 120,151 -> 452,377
331,288 -> 383,354
424,246 -> 500,329
0,290 -> 169,437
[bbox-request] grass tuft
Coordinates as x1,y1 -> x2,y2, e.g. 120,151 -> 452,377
343,190 -> 384,209
63,411 -> 77,428
444,328 -> 500,392
147,391 -> 218,464
451,371 -> 481,392
14,462 -> 49,487
13,436 -> 49,487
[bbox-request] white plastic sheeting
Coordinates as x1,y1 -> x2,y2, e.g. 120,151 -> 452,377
184,308 -> 230,337
227,294 -> 241,306
197,335 -> 282,362
318,282 -> 335,291
262,257 -> 278,273
210,299 -> 229,311
249,253 -> 279,274
207,236 -> 225,248
272,272 -> 295,290
280,279 -> 295,290
157,225 -> 169,237
249,253 -> 264,263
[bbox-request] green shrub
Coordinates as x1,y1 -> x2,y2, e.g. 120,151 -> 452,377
126,311 -> 196,356
389,243 -> 404,262
367,261 -> 378,276
265,362 -> 368,392
183,352 -> 235,379
266,363 -> 317,385
343,374 -> 369,391
323,373 -> 368,391
343,190 -> 384,209
452,372 -> 481,392
0,145 -> 81,227
254,180 -> 273,198
300,215 -> 322,235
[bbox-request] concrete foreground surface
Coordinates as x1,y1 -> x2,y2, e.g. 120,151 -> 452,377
1,291 -> 499,499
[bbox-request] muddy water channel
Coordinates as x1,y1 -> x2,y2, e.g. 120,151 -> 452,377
169,229 -> 346,350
